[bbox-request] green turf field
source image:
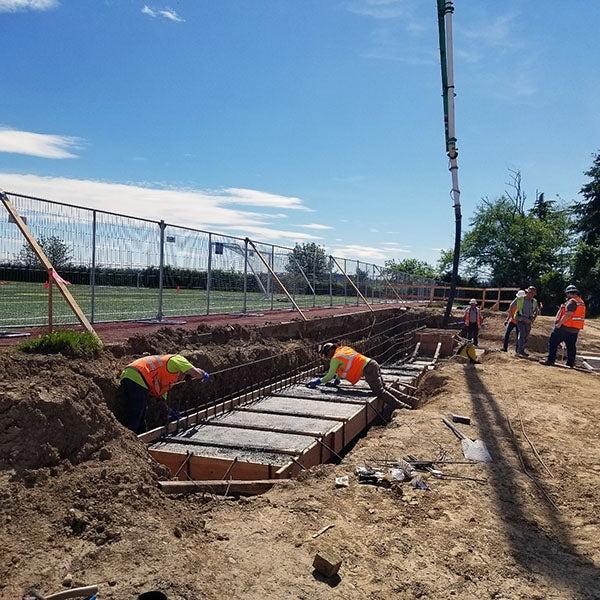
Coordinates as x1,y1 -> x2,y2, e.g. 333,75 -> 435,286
0,281 -> 370,327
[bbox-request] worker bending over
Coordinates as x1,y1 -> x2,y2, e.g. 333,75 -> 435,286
118,354 -> 209,433
541,285 -> 586,368
308,343 -> 411,422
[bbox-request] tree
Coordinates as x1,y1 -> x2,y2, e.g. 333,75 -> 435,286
18,235 -> 73,269
461,170 -> 572,287
384,258 -> 437,280
570,152 -> 600,315
573,152 -> 600,245
285,243 -> 328,281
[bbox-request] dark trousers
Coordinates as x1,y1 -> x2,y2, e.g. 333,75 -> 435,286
547,327 -> 579,367
118,378 -> 150,433
363,360 -> 409,421
466,323 -> 479,346
503,321 -> 517,351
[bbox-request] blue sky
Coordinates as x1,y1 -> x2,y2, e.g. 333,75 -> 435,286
1,0 -> 599,265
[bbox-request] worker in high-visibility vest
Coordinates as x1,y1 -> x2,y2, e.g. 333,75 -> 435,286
541,285 -> 586,368
118,354 -> 209,433
502,290 -> 526,352
464,299 -> 482,346
307,343 -> 411,422
514,285 -> 540,357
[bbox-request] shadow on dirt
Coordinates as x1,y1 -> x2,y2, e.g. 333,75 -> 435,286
463,365 -> 600,597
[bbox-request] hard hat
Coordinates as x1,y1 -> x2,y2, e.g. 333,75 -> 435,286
565,284 -> 579,294
318,342 -> 336,356
469,298 -> 477,305
516,290 -> 526,298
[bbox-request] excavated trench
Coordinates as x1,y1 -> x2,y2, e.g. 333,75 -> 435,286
138,309 -> 455,484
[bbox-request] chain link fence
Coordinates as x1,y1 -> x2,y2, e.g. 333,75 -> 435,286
0,192 -> 436,328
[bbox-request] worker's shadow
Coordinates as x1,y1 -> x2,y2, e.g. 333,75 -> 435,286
464,365 -> 600,597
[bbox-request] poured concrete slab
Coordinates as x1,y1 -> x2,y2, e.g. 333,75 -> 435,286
152,440 -> 290,466
273,386 -> 373,402
240,396 -> 361,420
169,423 -> 311,454
208,410 -> 336,436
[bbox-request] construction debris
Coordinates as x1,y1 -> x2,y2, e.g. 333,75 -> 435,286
451,414 -> 471,425
313,547 -> 343,578
442,417 -> 492,462
312,524 -> 335,539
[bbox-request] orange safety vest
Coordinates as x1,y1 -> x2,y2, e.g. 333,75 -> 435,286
464,307 -> 481,327
333,346 -> 369,385
557,296 -> 586,330
128,354 -> 179,397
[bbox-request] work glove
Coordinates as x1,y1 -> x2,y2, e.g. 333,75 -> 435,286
307,377 -> 321,389
325,376 -> 341,387
201,371 -> 210,383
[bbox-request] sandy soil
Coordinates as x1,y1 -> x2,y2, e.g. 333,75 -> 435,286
1,311 -> 600,599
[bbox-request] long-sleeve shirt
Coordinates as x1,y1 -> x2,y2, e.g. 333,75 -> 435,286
319,355 -> 371,384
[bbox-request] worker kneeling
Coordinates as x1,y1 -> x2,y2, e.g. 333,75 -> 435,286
118,354 -> 209,433
308,343 -> 412,422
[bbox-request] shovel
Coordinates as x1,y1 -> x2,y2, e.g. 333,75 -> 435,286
442,417 -> 492,462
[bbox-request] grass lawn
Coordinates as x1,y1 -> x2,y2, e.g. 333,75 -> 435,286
0,281 -> 372,328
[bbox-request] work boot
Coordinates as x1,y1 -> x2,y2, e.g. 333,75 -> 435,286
539,360 -> 555,366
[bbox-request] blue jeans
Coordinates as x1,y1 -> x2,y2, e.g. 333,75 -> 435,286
547,327 -> 579,367
503,322 -> 517,351
516,319 -> 532,354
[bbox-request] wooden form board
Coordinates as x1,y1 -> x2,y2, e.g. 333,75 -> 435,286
1,194 -> 100,341
147,356 -> 425,482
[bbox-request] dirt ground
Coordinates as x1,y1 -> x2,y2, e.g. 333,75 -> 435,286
1,310 -> 600,599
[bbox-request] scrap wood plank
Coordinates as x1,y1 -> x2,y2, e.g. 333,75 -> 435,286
158,478 -> 291,495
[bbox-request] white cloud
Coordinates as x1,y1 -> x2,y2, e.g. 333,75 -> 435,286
0,173 -> 317,242
461,15 -> 520,50
0,127 -> 80,159
347,0 -> 409,20
299,223 -> 333,230
369,227 -> 379,233
221,188 -> 310,210
331,243 -> 410,263
0,0 -> 57,12
142,5 -> 184,22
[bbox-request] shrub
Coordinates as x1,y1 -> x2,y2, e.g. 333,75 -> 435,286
19,331 -> 102,356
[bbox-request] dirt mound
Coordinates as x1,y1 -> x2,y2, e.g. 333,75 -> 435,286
416,370 -> 450,405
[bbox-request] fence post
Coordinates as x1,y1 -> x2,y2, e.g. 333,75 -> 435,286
344,259 -> 348,304
48,267 -> 53,333
270,245 -> 275,311
329,258 -> 333,307
356,262 -> 360,306
243,238 -> 248,313
312,245 -> 317,307
90,210 -> 97,323
157,220 -> 165,321
206,232 -> 212,315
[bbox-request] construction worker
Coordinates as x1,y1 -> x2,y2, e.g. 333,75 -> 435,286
307,343 -> 411,422
464,299 -> 482,346
118,354 -> 209,433
541,285 -> 586,368
515,285 -> 539,357
502,290 -> 526,352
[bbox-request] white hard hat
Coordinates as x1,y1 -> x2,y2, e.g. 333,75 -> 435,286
469,298 -> 477,305
516,290 -> 526,298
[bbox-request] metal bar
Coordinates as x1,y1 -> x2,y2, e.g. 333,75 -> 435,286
157,220 -> 165,321
344,258 -> 347,304
270,245 -> 275,311
356,261 -> 360,306
206,232 -> 212,315
48,267 -> 53,333
243,238 -> 248,313
221,457 -> 239,480
312,245 -> 317,308
246,238 -> 308,321
374,264 -> 403,302
90,209 -> 97,323
330,256 -> 374,313
329,258 -> 333,307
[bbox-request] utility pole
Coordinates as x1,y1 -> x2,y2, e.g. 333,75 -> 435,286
437,0 -> 462,326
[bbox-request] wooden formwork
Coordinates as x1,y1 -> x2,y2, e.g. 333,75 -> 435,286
145,351 -> 439,484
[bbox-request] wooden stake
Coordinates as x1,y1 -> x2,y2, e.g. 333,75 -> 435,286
1,194 -> 100,342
